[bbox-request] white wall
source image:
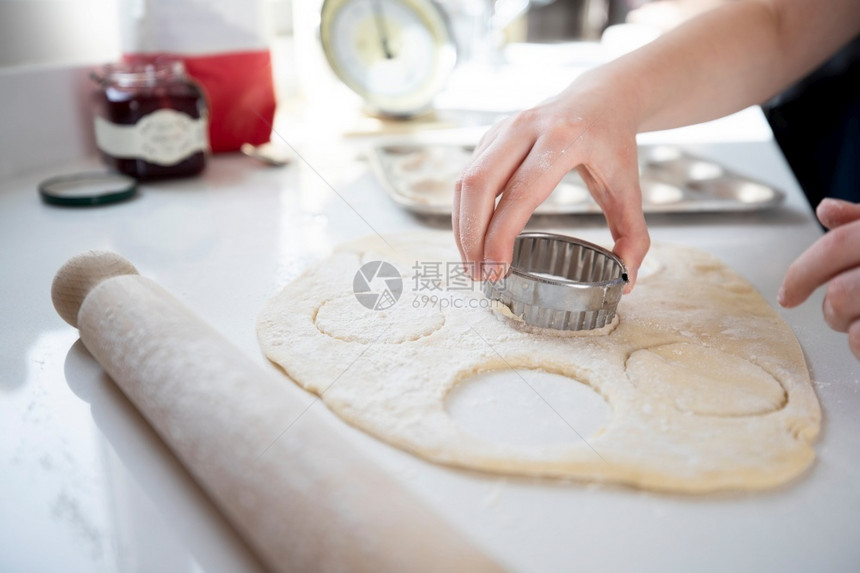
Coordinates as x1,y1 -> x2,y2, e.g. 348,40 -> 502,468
0,0 -> 121,70
0,65 -> 97,180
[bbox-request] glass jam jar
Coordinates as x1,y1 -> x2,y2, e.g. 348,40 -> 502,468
92,59 -> 209,180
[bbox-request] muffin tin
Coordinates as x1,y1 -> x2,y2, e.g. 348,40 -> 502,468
367,143 -> 785,215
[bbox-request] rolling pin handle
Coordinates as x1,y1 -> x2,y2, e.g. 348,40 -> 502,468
51,250 -> 139,328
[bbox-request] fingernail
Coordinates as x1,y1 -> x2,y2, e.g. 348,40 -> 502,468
625,273 -> 636,294
466,261 -> 481,281
777,286 -> 787,307
480,261 -> 508,282
817,197 -> 851,222
823,297 -> 834,320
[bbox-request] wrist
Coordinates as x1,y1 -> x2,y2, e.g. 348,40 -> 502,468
570,62 -> 653,135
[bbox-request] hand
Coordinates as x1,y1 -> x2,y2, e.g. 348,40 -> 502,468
779,198 -> 860,359
452,71 -> 651,292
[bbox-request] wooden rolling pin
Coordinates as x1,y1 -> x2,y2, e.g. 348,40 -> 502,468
52,251 -> 503,573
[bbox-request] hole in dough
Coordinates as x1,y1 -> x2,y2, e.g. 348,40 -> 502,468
625,343 -> 786,416
446,368 -> 612,447
315,295 -> 445,344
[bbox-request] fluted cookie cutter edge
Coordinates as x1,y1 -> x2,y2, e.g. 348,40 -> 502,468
483,232 -> 629,331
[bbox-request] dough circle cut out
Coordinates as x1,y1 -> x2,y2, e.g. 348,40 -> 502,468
626,342 -> 787,416
257,231 -> 821,493
315,294 -> 445,344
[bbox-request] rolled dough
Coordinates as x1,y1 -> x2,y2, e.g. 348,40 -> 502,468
257,231 -> 820,493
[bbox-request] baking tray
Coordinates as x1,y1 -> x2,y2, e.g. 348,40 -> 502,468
367,143 -> 785,215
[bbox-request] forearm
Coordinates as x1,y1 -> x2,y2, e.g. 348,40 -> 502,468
582,0 -> 860,133
451,0 -> 860,293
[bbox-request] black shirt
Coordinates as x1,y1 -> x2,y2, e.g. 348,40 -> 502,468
763,34 -> 860,208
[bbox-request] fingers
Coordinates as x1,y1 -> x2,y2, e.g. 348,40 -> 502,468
779,200 -> 860,361
482,135 -> 580,266
576,146 -> 650,292
455,124 -> 535,277
602,194 -> 650,294
779,219 -> 860,308
611,221 -> 651,294
453,118 -> 508,263
454,105 -> 652,292
471,117 -> 505,157
816,198 -> 860,230
850,321 -> 860,360
822,266 -> 860,332
452,179 -> 464,261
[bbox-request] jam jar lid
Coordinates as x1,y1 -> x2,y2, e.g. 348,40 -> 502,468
38,172 -> 138,207
92,58 -> 189,88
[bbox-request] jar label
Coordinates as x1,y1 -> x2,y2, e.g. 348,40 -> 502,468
95,109 -> 209,166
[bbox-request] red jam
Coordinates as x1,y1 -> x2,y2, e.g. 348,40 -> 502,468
93,60 -> 208,181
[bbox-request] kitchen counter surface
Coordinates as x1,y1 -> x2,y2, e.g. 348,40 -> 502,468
2,99 -> 860,571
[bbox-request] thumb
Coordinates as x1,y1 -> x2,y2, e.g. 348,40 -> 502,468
575,150 -> 650,293
611,223 -> 651,294
816,198 -> 860,230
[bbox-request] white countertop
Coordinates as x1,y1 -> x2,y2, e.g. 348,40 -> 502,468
2,90 -> 860,571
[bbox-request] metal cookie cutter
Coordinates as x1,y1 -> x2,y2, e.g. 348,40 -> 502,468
483,232 -> 629,331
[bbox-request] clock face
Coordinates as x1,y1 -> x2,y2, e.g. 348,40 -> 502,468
320,0 -> 457,117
